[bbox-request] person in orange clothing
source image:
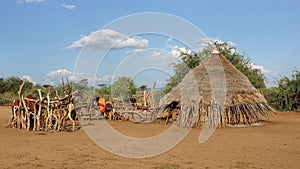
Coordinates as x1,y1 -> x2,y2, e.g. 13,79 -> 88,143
98,97 -> 106,116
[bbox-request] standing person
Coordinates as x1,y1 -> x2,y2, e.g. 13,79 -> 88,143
98,97 -> 106,117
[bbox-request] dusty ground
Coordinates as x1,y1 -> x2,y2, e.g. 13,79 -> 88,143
0,106 -> 300,169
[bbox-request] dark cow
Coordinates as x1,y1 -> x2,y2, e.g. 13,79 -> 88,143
105,103 -> 114,120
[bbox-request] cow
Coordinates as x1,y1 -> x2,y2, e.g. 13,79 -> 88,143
10,99 -> 20,128
105,103 -> 114,120
10,94 -> 35,130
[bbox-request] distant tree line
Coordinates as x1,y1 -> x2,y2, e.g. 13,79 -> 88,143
0,77 -> 72,105
0,76 -> 141,106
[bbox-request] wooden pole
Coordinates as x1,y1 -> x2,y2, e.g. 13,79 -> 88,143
17,79 -> 26,129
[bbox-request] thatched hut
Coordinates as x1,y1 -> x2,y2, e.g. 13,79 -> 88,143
155,51 -> 274,127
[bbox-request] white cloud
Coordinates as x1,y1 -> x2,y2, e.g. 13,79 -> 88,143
251,63 -> 264,71
250,64 -> 277,77
46,69 -> 72,78
197,37 -> 238,55
67,29 -> 149,50
17,0 -> 45,3
151,50 -> 175,61
165,37 -> 173,48
198,37 -> 236,50
147,48 -> 181,67
99,74 -> 113,82
61,3 -> 76,10
45,68 -> 113,86
229,48 -> 237,54
198,37 -> 217,47
250,63 -> 280,87
22,75 -> 36,85
227,41 -> 237,47
125,49 -> 144,55
144,45 -> 193,67
69,73 -> 112,85
169,45 -> 192,57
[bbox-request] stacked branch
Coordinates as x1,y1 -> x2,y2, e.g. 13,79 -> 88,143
9,79 -> 78,132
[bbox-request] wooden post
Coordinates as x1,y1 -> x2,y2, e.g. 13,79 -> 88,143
17,79 -> 26,129
45,92 -> 51,131
143,91 -> 147,107
21,95 -> 31,131
36,89 -> 43,131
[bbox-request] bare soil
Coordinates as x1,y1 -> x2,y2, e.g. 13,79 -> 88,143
1,106 -> 300,169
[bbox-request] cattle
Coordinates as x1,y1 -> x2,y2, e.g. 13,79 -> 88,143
105,103 -> 114,120
11,94 -> 35,130
8,78 -> 79,132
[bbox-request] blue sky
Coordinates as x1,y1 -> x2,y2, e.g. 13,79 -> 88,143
0,0 -> 299,87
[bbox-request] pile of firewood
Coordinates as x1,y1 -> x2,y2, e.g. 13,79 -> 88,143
8,79 -> 78,132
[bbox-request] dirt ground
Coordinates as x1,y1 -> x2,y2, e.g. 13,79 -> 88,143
0,106 -> 300,169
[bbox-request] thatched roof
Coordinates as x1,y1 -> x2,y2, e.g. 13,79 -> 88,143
155,52 -> 274,127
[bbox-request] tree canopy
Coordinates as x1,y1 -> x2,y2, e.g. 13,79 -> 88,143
164,41 -> 266,94
263,69 -> 300,111
111,76 -> 137,99
215,42 -> 265,89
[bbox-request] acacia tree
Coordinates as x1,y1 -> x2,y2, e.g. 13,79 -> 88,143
164,41 -> 266,94
71,79 -> 94,102
264,69 -> 300,111
0,76 -> 35,105
138,85 -> 147,92
0,77 -> 5,94
96,84 -> 111,97
3,76 -> 23,94
111,76 -> 136,99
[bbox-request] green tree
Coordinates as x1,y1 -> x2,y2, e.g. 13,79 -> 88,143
3,76 -> 23,94
138,85 -> 147,92
264,69 -> 300,111
111,76 -> 136,99
164,41 -> 266,94
71,79 -> 94,102
0,77 -> 5,93
0,77 -> 36,105
164,63 -> 190,93
96,84 -> 111,97
80,79 -> 88,86
215,42 -> 265,89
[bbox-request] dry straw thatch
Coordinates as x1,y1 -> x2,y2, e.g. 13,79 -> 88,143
155,52 -> 274,127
